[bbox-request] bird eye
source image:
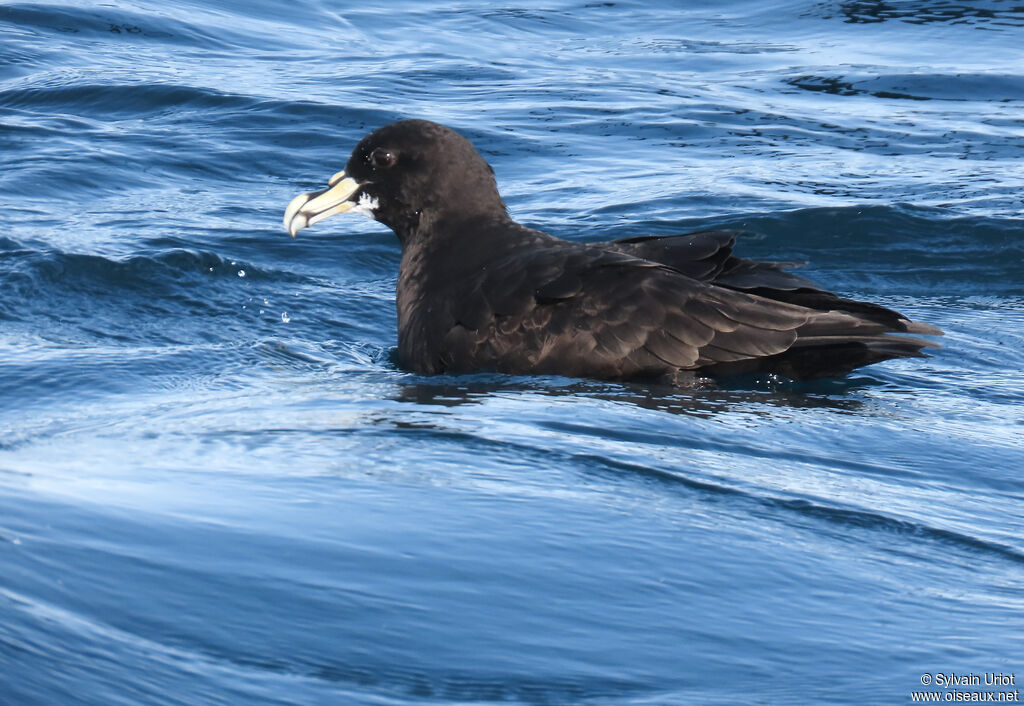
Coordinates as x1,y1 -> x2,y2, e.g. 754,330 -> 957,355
370,148 -> 397,169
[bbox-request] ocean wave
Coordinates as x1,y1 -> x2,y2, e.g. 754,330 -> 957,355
0,81 -> 265,123
0,3 -> 272,51
786,72 -> 1024,103
2,244 -> 284,288
0,243 -> 303,333
820,0 -> 1024,27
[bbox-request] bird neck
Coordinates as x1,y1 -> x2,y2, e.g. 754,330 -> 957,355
396,206 -> 514,253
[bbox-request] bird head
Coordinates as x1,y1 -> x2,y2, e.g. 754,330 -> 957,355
284,119 -> 506,244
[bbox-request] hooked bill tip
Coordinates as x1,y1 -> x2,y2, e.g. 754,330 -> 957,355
283,191 -> 314,237
283,191 -> 310,225
283,174 -> 363,237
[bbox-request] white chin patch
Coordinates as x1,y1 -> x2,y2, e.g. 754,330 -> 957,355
350,192 -> 379,218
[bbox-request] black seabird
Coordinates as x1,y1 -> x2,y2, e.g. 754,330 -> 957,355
284,119 -> 940,382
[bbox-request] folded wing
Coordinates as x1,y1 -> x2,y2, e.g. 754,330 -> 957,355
434,238 -> 938,380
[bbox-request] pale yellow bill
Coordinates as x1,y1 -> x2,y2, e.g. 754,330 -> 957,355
283,173 -> 361,238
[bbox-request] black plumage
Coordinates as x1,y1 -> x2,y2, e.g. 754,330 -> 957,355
283,119 -> 940,382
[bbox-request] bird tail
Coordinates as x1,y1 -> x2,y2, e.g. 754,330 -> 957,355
704,302 -> 942,380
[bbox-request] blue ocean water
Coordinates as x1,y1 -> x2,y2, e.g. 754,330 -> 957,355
2,1 -> 1023,704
